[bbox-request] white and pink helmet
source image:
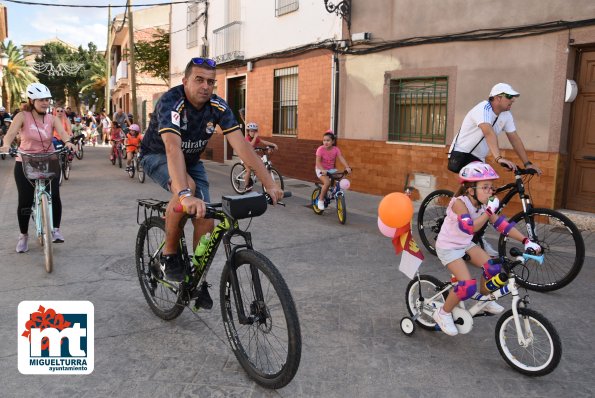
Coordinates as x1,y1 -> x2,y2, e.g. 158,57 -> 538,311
459,162 -> 499,182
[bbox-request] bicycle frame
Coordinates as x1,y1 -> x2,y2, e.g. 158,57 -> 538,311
413,252 -> 542,345
33,179 -> 54,238
138,200 -> 263,325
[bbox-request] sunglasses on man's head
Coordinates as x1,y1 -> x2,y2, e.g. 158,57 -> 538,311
191,57 -> 216,68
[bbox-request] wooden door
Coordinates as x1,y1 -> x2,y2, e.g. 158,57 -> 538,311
567,50 -> 595,212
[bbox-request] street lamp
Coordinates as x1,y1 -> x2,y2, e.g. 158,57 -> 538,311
323,0 -> 351,30
0,52 -> 9,108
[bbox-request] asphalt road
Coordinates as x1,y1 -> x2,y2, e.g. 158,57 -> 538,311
0,145 -> 594,397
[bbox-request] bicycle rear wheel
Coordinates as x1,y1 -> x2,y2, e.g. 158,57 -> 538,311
498,208 -> 585,291
495,308 -> 561,376
417,190 -> 453,256
135,216 -> 185,320
230,162 -> 249,194
405,275 -> 447,330
220,250 -> 301,389
41,195 -> 53,273
336,194 -> 347,224
311,187 -> 323,215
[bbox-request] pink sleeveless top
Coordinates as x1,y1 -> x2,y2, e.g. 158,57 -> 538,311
17,112 -> 55,161
436,195 -> 484,250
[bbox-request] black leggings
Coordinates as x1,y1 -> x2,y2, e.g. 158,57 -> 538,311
14,161 -> 62,234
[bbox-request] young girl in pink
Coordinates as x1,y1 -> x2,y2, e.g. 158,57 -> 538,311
315,130 -> 351,210
433,162 -> 541,336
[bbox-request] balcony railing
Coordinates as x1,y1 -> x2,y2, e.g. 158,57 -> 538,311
116,61 -> 128,81
212,21 -> 243,64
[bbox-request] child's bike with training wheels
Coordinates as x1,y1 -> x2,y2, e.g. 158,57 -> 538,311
400,248 -> 561,376
230,145 -> 284,194
311,169 -> 349,224
135,191 -> 301,389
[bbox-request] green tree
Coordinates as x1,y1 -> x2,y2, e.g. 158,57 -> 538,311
79,57 -> 106,111
134,29 -> 170,84
1,40 -> 37,111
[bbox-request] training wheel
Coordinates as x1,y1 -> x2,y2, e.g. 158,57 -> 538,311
400,317 -> 415,336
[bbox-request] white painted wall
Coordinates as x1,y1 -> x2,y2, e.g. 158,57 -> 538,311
170,0 -> 343,79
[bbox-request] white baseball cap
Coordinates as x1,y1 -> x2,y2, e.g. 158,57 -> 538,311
489,83 -> 520,97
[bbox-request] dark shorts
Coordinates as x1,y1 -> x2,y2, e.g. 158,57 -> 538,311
140,153 -> 210,202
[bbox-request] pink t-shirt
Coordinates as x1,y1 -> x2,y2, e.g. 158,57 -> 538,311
316,145 -> 341,170
17,112 -> 55,161
436,195 -> 484,250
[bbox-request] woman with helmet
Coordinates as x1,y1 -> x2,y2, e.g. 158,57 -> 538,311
243,121 -> 278,190
125,123 -> 143,171
432,161 -> 541,336
0,83 -> 75,253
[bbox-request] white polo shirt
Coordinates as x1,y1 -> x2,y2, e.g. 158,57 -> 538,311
453,100 -> 516,161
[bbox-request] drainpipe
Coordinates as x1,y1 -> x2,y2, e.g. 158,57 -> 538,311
332,52 -> 340,138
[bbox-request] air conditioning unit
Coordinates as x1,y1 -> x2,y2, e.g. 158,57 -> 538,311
351,32 -> 372,41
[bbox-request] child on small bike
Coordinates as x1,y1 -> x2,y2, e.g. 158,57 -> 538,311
244,122 -> 278,191
433,162 -> 541,336
315,130 -> 351,210
125,123 -> 143,171
110,122 -> 124,161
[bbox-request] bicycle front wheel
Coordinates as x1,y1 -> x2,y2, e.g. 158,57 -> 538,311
41,195 -> 53,273
498,208 -> 585,292
417,190 -> 453,256
230,162 -> 249,194
135,216 -> 185,320
268,167 -> 284,191
137,159 -> 145,183
117,149 -> 122,168
75,142 -> 83,160
495,308 -> 561,376
63,160 -> 71,180
128,161 -> 135,178
220,250 -> 301,389
405,275 -> 447,330
336,194 -> 347,224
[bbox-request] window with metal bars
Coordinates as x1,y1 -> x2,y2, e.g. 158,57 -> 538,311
273,67 -> 298,136
187,3 -> 199,48
275,0 -> 299,16
388,77 -> 448,144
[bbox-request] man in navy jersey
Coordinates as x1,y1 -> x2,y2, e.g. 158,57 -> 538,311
141,58 -> 283,287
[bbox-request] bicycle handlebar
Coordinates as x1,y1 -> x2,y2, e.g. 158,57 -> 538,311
173,191 -> 292,218
505,247 -> 544,272
499,163 -> 538,176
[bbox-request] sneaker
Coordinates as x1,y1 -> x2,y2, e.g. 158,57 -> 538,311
16,234 -> 29,253
160,253 -> 185,282
483,301 -> 505,315
482,237 -> 499,257
194,282 -> 213,310
52,228 -> 64,243
317,200 -> 325,210
432,308 -> 459,336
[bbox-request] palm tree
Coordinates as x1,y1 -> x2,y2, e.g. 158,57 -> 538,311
2,40 -> 37,111
79,58 -> 106,111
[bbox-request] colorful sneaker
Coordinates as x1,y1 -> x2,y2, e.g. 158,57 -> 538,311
52,228 -> 64,243
16,234 -> 29,253
432,308 -> 458,336
317,200 -> 325,210
484,301 -> 505,315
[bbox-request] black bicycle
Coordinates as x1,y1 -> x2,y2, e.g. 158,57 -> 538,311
135,192 -> 301,389
417,166 -> 585,292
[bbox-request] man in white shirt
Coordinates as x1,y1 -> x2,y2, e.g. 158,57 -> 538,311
453,83 -> 542,174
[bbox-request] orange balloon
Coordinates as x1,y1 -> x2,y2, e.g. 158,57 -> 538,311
378,192 -> 414,228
